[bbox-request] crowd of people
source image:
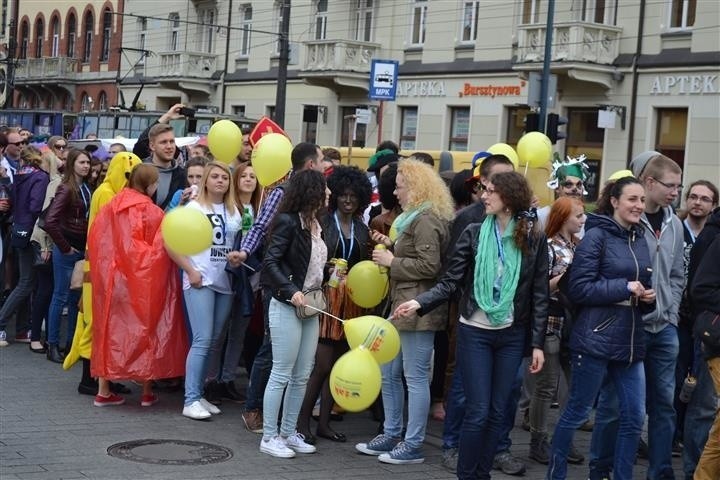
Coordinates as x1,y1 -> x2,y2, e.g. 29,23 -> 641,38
0,103 -> 718,480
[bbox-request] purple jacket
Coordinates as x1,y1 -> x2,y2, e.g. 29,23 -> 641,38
10,166 -> 50,229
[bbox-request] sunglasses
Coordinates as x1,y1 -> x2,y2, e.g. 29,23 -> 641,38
9,140 -> 28,147
53,144 -> 67,150
561,181 -> 584,189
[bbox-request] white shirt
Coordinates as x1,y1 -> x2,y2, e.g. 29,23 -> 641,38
182,200 -> 243,294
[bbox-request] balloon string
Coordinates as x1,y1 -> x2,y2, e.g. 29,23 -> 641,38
523,161 -> 529,177
287,302 -> 346,323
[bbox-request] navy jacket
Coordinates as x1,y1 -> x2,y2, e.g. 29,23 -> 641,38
569,214 -> 655,363
10,166 -> 49,230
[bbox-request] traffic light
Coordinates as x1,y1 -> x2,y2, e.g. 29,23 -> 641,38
524,112 -> 540,133
546,113 -> 568,144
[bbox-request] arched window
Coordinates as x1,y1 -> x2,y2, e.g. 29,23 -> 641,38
314,0 -> 327,40
239,5 -> 252,56
81,92 -> 93,111
168,12 -> 180,50
83,11 -> 93,63
100,8 -> 112,61
51,17 -> 60,57
35,17 -> 44,57
67,13 -> 76,58
98,91 -> 107,110
19,21 -> 29,59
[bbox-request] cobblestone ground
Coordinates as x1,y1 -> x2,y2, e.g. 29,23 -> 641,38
1,336 -> 684,479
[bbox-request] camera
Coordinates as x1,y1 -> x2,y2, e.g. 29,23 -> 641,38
179,106 -> 195,118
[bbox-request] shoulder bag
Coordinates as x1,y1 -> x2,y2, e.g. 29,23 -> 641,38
294,287 -> 327,319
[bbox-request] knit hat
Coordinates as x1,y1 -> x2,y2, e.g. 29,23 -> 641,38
629,150 -> 661,179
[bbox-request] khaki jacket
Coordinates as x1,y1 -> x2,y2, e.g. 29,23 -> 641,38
389,211 -> 449,331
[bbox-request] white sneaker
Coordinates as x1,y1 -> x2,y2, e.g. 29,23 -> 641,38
182,401 -> 211,420
285,432 -> 317,454
199,398 -> 221,415
260,436 -> 296,458
0,330 -> 8,347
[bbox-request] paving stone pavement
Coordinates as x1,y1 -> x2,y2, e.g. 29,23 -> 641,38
1,340 -> 685,479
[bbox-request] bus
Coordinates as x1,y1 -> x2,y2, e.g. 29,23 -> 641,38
0,109 -> 256,140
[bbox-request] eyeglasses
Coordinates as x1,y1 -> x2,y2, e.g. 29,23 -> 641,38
561,180 -> 584,189
688,193 -> 714,204
9,140 -> 27,147
53,144 -> 67,150
652,177 -> 683,191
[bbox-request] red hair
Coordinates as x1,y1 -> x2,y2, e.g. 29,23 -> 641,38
545,197 -> 584,241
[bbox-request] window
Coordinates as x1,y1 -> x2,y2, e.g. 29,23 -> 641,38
83,11 -> 93,62
302,106 -> 318,143
506,107 -> 532,148
449,107 -> 470,151
340,106 -> 366,147
578,0 -> 617,25
138,17 -> 147,64
670,0 -> 696,29
232,105 -> 246,117
274,1 -> 285,54
67,14 -> 76,58
81,93 -> 92,111
199,9 -> 215,53
169,13 -> 180,50
655,108 -> 687,171
354,0 -> 373,42
410,0 -> 428,45
522,0 -> 542,24
240,5 -> 252,56
314,0 -> 328,40
19,21 -> 28,59
35,18 -> 43,57
461,1 -> 480,42
266,105 -> 276,120
400,107 -> 418,150
51,17 -> 59,57
98,91 -> 107,110
565,107 -> 605,201
101,8 -> 112,62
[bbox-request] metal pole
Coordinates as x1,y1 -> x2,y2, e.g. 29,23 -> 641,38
220,0 -> 233,114
377,101 -> 384,145
538,0 -> 555,132
273,0 -> 291,128
625,0 -> 646,166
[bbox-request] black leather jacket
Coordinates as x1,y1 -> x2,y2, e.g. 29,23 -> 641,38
320,213 -> 370,267
416,221 -> 549,354
262,212 -> 328,305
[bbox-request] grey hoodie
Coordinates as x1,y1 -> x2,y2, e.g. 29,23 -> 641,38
638,206 -> 685,333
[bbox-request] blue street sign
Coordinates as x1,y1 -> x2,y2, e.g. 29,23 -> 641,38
369,59 -> 399,101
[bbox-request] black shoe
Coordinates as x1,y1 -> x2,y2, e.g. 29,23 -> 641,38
204,381 -> 223,405
29,342 -> 47,354
529,434 -> 550,465
637,438 -> 649,459
47,344 -> 64,364
223,381 -> 245,402
78,381 -> 98,396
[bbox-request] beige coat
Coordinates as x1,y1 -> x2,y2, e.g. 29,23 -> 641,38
389,211 -> 449,331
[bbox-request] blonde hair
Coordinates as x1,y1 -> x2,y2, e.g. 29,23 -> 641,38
397,159 -> 455,221
40,150 -> 60,179
197,161 -> 238,215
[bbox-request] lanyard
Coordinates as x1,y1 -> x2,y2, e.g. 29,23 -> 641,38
494,220 -> 506,265
683,219 -> 696,244
79,183 -> 91,219
333,212 -> 354,260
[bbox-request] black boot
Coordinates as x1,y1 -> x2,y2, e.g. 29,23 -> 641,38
47,344 -> 64,364
529,433 -> 551,465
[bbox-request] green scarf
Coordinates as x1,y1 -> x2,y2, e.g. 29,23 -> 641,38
390,202 -> 430,240
474,215 -> 522,326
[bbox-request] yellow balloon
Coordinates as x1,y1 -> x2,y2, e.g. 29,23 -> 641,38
161,206 -> 213,255
487,143 -> 519,169
608,169 -> 634,181
330,347 -> 382,412
346,260 -> 389,308
344,315 -> 400,365
207,120 -> 242,164
251,133 -> 293,187
517,132 -> 552,168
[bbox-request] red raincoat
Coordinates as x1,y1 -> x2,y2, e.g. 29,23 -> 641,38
89,188 -> 188,380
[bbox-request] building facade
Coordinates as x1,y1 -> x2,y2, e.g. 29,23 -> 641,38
2,0 -> 124,112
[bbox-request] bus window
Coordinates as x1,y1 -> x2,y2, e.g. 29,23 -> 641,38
169,118 -> 186,137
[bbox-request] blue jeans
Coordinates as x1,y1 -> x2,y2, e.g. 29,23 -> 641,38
456,323 -> 525,480
442,364 -> 465,450
245,289 -> 272,411
47,246 -> 83,345
0,244 -> 34,332
262,298 -> 318,438
682,354 -> 717,479
547,353 -> 645,480
381,329 -> 434,450
589,325 -> 679,480
30,263 -> 54,342
183,287 -> 233,406
497,358 -> 525,453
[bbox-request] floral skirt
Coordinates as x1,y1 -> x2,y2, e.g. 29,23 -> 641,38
318,278 -> 365,342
